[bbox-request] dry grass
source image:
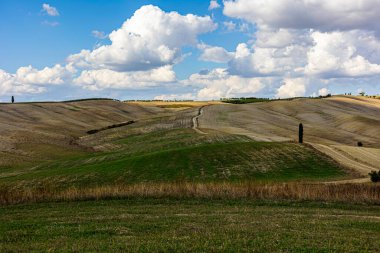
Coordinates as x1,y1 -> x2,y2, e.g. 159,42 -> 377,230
200,96 -> 380,147
1,182 -> 379,205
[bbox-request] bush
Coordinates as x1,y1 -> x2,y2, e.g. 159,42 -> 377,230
357,142 -> 363,147
369,170 -> 380,183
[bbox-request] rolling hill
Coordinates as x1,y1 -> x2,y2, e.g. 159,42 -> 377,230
199,96 -> 380,176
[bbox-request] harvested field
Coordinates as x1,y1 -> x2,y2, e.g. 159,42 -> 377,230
0,99 -> 198,166
199,96 -> 380,176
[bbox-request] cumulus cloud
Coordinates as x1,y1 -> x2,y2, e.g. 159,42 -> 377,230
73,66 -> 175,90
182,68 -> 265,100
223,0 -> 380,33
0,64 -> 75,96
228,37 -> 309,77
0,70 -> 44,96
198,44 -> 234,63
226,27 -> 380,80
276,78 -> 306,98
14,64 -> 75,85
305,31 -> 380,77
68,5 -> 216,72
209,1 -> 221,10
4,2 -> 380,99
42,3 -> 59,16
211,0 -> 380,97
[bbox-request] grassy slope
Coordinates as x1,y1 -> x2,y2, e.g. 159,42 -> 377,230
0,129 -> 347,189
1,199 -> 379,252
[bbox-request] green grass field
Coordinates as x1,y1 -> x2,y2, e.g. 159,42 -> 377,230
0,129 -> 347,190
1,199 -> 379,252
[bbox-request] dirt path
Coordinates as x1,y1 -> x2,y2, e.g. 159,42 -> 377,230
192,106 -> 208,135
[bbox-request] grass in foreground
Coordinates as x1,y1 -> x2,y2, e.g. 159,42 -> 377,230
1,199 -> 379,252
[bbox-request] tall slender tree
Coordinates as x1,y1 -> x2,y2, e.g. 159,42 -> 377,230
299,123 -> 303,144
11,96 -> 14,103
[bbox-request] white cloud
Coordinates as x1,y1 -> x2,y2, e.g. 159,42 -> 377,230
182,68 -> 265,100
276,78 -> 306,98
14,64 -> 75,85
42,3 -> 59,16
73,66 -> 175,90
198,44 -> 234,63
228,37 -> 309,77
305,31 -> 380,77
209,1 -> 221,10
223,0 -> 380,33
255,28 -> 308,48
68,5 -> 216,72
318,88 -> 330,96
91,30 -> 107,39
0,64 -> 75,96
220,0 -> 380,89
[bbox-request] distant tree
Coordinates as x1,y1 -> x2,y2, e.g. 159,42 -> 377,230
359,91 -> 365,96
299,123 -> 303,144
357,142 -> 363,147
11,96 -> 14,103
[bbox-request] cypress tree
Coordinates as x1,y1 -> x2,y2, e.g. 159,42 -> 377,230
11,96 -> 14,103
299,123 -> 303,143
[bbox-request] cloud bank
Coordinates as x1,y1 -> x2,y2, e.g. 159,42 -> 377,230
204,0 -> 380,98
1,2 -> 380,100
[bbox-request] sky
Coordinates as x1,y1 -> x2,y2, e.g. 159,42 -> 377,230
1,0 -> 380,102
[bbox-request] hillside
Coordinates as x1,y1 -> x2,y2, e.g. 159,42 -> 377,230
1,96 -> 379,179
199,96 -> 380,176
0,100 -> 186,167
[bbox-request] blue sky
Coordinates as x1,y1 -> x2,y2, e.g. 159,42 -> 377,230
1,0 -> 379,102
1,0 -> 239,73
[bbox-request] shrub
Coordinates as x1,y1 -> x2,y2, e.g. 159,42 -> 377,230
357,142 -> 363,147
369,170 -> 380,183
